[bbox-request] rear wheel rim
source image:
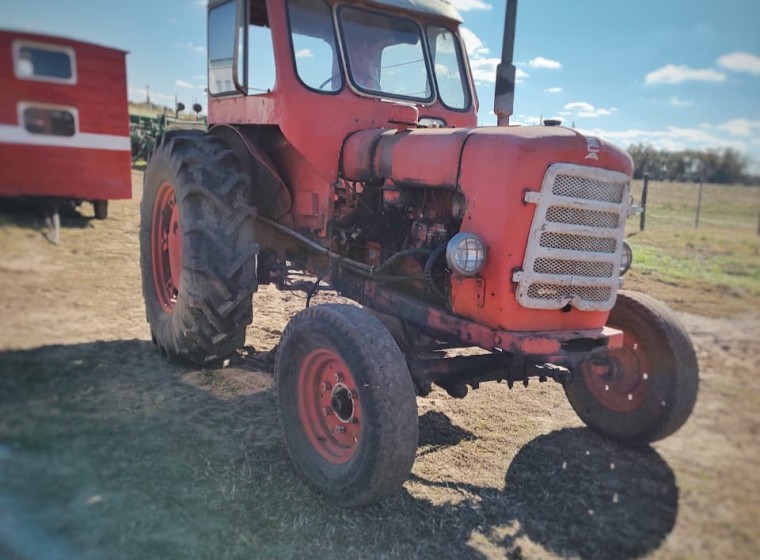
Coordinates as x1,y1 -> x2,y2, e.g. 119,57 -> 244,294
297,348 -> 362,464
583,330 -> 650,413
151,181 -> 181,312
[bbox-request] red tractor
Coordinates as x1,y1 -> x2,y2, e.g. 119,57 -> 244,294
140,0 -> 698,506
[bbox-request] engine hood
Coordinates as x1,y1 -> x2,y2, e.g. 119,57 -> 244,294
340,125 -> 633,189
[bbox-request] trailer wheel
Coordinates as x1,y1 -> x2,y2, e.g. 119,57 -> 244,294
140,131 -> 258,364
565,291 -> 698,445
93,200 -> 108,220
275,304 -> 419,507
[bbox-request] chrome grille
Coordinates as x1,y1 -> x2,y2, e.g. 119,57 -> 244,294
514,163 -> 631,311
553,174 -> 626,203
527,284 -> 612,302
539,232 -> 617,254
534,258 -> 614,278
546,206 -> 620,229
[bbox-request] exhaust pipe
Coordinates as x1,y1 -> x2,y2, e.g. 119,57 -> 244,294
494,0 -> 518,126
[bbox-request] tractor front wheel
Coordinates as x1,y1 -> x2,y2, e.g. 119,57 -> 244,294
139,131 -> 258,364
275,304 -> 419,507
564,291 -> 698,445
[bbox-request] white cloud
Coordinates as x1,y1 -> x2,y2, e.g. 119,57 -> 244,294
559,101 -> 617,118
544,87 -> 562,94
175,80 -> 194,89
175,41 -> 205,54
448,0 -> 492,11
461,27 -> 530,84
460,27 -> 488,57
669,95 -> 694,107
469,57 -> 500,84
718,52 -> 760,75
295,49 -> 313,59
579,125 -> 749,155
528,57 -> 562,70
717,118 -> 760,137
645,64 -> 725,85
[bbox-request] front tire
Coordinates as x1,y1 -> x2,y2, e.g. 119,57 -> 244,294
565,291 -> 698,445
139,131 -> 258,364
275,304 -> 419,507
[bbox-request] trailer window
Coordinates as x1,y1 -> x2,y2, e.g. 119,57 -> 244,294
22,106 -> 77,137
427,26 -> 470,110
338,7 -> 432,102
13,42 -> 75,83
287,0 -> 341,92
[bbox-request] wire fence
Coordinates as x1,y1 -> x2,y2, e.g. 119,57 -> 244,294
630,176 -> 760,235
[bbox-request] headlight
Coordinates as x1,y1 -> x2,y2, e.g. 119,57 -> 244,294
446,232 -> 487,276
620,239 -> 633,275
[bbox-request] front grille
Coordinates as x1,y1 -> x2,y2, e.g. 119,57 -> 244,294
527,283 -> 612,302
539,232 -> 617,254
553,174 -> 626,203
534,258 -> 614,278
546,206 -> 620,229
514,163 -> 631,311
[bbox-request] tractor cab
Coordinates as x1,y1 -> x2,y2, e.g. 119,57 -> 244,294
206,0 -> 478,131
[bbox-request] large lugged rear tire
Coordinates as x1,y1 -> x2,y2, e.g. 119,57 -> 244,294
140,131 -> 258,364
564,291 -> 699,445
275,304 -> 419,507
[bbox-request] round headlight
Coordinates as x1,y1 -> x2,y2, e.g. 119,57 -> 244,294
446,232 -> 487,276
620,239 -> 633,275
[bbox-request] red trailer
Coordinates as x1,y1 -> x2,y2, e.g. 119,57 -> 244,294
0,30 -> 131,219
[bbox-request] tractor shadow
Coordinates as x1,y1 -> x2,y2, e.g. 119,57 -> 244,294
0,339 -> 677,560
407,426 -> 678,559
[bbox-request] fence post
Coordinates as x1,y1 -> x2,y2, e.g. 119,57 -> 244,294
640,173 -> 649,231
694,177 -> 704,230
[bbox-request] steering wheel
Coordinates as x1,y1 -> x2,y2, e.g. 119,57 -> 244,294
318,73 -> 341,90
318,72 -> 381,91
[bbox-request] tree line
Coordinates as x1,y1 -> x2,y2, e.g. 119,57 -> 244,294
627,144 -> 759,185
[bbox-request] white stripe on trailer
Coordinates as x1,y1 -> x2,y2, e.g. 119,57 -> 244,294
0,124 -> 130,152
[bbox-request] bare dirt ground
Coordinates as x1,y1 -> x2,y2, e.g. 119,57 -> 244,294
1,172 -> 759,559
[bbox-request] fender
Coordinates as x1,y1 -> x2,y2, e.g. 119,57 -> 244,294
208,124 -> 293,221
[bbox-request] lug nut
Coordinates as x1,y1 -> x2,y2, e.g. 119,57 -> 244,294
321,407 -> 332,416
320,381 -> 331,391
334,372 -> 343,382
335,425 -> 345,434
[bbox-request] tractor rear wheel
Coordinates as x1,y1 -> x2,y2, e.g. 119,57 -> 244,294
139,131 -> 258,364
564,291 -> 698,445
275,304 -> 419,507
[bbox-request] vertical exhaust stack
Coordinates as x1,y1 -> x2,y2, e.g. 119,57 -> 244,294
494,0 -> 518,126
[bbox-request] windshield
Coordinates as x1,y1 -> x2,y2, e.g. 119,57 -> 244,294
338,6 -> 433,102
284,0 -> 471,107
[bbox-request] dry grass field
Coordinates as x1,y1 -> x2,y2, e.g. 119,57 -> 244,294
0,173 -> 758,559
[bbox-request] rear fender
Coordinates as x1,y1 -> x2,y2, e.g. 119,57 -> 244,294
208,124 -> 293,220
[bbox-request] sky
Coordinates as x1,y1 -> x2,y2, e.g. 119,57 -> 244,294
5,0 -> 760,170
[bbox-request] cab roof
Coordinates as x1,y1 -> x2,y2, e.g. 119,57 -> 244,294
362,0 -> 463,23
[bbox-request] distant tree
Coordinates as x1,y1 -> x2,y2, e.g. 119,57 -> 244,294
627,144 -> 751,184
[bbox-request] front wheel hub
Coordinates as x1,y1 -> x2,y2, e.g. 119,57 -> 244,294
583,332 -> 650,413
297,349 -> 362,463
